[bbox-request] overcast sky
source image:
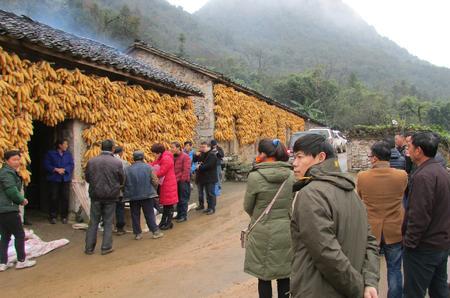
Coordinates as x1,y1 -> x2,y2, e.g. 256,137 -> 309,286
166,0 -> 450,69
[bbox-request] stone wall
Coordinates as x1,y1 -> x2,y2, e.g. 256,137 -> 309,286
129,49 -> 215,144
347,139 -> 377,172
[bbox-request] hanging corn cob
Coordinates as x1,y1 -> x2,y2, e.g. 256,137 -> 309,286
0,47 -> 197,184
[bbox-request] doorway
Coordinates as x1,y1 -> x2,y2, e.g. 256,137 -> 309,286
26,120 -> 71,213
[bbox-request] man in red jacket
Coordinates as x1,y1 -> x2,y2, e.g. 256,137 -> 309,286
171,142 -> 191,223
403,132 -> 450,297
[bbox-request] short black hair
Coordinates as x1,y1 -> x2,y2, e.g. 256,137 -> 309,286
293,134 -> 335,159
151,143 -> 166,154
184,141 -> 193,146
411,132 -> 440,158
171,142 -> 181,149
383,137 -> 395,149
101,139 -> 115,152
113,146 -> 124,154
258,138 -> 289,162
200,141 -> 210,147
55,138 -> 68,149
371,141 -> 391,161
133,150 -> 145,161
405,131 -> 414,138
4,150 -> 21,161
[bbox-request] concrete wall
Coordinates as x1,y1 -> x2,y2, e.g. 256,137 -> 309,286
129,49 -> 215,144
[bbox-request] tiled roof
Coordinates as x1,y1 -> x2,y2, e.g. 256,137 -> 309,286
0,10 -> 202,95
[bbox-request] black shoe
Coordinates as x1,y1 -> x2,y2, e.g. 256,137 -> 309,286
176,217 -> 187,223
84,250 -> 94,255
101,248 -> 114,255
203,209 -> 210,214
49,218 -> 57,224
160,223 -> 174,230
195,205 -> 204,211
61,218 -> 68,224
116,228 -> 126,236
206,210 -> 216,216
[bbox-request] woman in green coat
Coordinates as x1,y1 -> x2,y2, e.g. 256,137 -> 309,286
244,139 -> 294,298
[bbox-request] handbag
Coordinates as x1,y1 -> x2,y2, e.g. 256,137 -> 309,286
241,180 -> 287,248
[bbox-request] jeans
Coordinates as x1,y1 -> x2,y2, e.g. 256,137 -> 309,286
198,183 -> 216,211
176,181 -> 191,219
403,247 -> 449,298
258,278 -> 290,298
215,164 -> 222,196
0,212 -> 25,263
115,201 -> 125,230
382,242 -> 403,298
130,199 -> 158,234
48,181 -> 70,219
85,201 -> 116,252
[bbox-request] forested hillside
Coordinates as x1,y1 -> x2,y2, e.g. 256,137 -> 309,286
1,0 -> 449,130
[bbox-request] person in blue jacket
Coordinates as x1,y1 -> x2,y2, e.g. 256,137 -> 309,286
43,139 -> 74,224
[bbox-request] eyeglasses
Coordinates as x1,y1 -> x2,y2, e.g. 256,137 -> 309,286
367,155 -> 374,158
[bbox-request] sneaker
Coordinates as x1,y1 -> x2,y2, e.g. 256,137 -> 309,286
206,209 -> 216,216
195,205 -> 204,211
176,217 -> 187,223
16,259 -> 36,269
101,248 -> 114,255
85,250 -> 94,255
203,209 -> 210,214
61,218 -> 68,224
116,228 -> 126,236
49,218 -> 57,224
152,230 -> 164,239
0,263 -> 14,272
134,234 -> 143,240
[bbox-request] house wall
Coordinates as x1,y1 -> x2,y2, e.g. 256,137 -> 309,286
129,49 -> 215,144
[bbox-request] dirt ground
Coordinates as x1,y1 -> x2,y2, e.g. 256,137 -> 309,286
2,179 -> 390,298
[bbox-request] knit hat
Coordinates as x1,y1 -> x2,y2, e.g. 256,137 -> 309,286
210,139 -> 218,146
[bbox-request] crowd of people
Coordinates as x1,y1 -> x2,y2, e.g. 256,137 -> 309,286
1,128 -> 449,298
83,139 -> 225,255
243,132 -> 450,298
0,138 -> 225,268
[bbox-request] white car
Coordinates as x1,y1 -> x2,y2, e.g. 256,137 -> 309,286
308,128 -> 337,151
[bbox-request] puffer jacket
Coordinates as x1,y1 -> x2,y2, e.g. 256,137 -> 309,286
243,161 -> 295,280
151,151 -> 178,205
0,164 -> 25,213
390,148 -> 406,170
290,158 -> 380,298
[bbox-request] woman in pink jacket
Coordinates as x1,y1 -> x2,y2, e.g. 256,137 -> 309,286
151,143 -> 179,230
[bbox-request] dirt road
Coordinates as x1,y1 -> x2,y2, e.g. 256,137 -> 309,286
3,183 -> 257,298
3,180 -> 389,298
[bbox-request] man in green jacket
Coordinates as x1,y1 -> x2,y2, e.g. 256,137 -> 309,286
0,150 -> 36,271
290,134 -> 380,297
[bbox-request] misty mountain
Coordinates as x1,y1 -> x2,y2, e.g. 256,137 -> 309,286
195,0 -> 450,98
1,0 -> 450,100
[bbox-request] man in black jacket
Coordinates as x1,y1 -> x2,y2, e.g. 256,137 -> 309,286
194,141 -> 218,215
403,132 -> 450,297
84,139 -> 125,255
